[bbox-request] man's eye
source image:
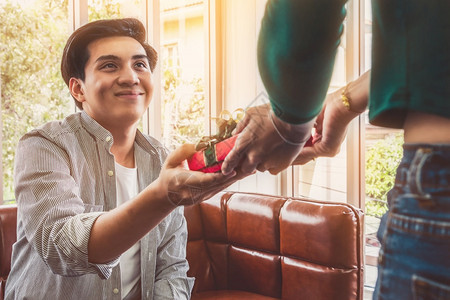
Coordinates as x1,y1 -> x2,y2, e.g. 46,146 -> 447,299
101,63 -> 117,69
135,62 -> 148,68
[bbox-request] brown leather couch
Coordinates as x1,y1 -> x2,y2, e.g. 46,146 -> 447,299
0,192 -> 364,300
0,205 -> 16,300
184,192 -> 364,300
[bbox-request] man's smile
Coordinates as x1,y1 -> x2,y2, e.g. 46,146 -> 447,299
115,90 -> 145,99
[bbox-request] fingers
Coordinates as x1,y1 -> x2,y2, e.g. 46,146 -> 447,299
263,153 -> 296,174
239,151 -> 264,175
164,144 -> 196,168
199,169 -> 236,182
222,103 -> 280,175
291,146 -> 318,165
221,133 -> 251,175
165,168 -> 237,206
180,168 -> 236,188
221,113 -> 257,175
268,166 -> 285,175
256,163 -> 267,172
221,150 -> 238,175
234,113 -> 250,134
189,176 -> 239,206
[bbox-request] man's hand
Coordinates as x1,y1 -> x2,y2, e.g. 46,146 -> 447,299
157,144 -> 244,206
221,103 -> 314,176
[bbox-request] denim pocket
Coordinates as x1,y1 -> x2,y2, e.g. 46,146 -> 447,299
413,274 -> 450,300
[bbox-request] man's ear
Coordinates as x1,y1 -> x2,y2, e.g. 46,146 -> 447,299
69,78 -> 85,105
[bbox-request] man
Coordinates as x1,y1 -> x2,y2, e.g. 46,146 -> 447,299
5,18 -> 239,300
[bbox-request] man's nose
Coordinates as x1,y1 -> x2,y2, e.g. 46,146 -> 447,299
118,66 -> 139,85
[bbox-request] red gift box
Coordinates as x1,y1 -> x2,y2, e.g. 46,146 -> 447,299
187,134 -> 316,173
188,135 -> 238,173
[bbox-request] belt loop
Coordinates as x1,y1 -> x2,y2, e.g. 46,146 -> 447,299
407,148 -> 433,199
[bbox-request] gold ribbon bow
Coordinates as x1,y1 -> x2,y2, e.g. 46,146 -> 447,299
195,108 -> 244,151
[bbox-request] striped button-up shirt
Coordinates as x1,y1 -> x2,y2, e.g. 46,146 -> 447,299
5,111 -> 194,299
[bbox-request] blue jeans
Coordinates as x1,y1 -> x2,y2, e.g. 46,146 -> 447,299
374,144 -> 450,300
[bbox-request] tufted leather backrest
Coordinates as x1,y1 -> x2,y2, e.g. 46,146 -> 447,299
184,192 -> 364,300
0,205 -> 17,300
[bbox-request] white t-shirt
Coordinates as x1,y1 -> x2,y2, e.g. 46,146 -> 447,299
115,162 -> 140,299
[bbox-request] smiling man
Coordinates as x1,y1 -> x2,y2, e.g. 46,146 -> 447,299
5,18 -> 240,300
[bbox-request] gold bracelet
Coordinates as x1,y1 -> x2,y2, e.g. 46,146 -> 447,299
340,84 -> 352,111
340,83 -> 364,114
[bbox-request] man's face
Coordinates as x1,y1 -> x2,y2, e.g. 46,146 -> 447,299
74,36 -> 154,129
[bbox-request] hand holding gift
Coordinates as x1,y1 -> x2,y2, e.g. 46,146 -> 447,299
188,108 -> 317,173
221,104 -> 319,176
187,109 -> 244,173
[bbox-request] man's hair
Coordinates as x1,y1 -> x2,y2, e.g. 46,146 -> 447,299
61,18 -> 158,109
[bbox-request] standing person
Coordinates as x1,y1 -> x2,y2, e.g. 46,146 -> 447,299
5,18 -> 240,300
222,0 -> 450,299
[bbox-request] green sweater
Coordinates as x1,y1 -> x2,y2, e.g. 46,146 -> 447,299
258,0 -> 450,128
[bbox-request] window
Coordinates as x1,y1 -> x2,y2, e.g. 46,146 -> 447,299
292,4 -> 349,203
159,0 -> 208,150
362,0 -> 403,291
162,43 -> 180,74
0,0 -> 72,203
214,0 -> 280,195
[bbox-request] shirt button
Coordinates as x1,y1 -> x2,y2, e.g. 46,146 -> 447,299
105,136 -> 111,142
113,288 -> 119,294
108,170 -> 114,177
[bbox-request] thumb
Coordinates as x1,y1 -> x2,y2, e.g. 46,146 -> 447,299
165,144 -> 197,169
221,133 -> 250,175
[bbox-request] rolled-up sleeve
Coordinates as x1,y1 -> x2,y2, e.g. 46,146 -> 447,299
153,207 -> 194,299
14,132 -> 118,279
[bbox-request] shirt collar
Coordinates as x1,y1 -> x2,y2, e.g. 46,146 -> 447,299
80,110 -> 113,144
79,110 -> 166,159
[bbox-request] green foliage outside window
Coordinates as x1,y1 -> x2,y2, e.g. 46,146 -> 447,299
89,0 -> 122,21
365,133 -> 404,217
0,0 -> 70,202
162,58 -> 206,150
0,0 -> 123,203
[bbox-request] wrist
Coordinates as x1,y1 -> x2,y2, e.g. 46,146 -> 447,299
270,110 -> 315,145
324,88 -> 361,129
146,178 -> 179,210
338,72 -> 370,114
